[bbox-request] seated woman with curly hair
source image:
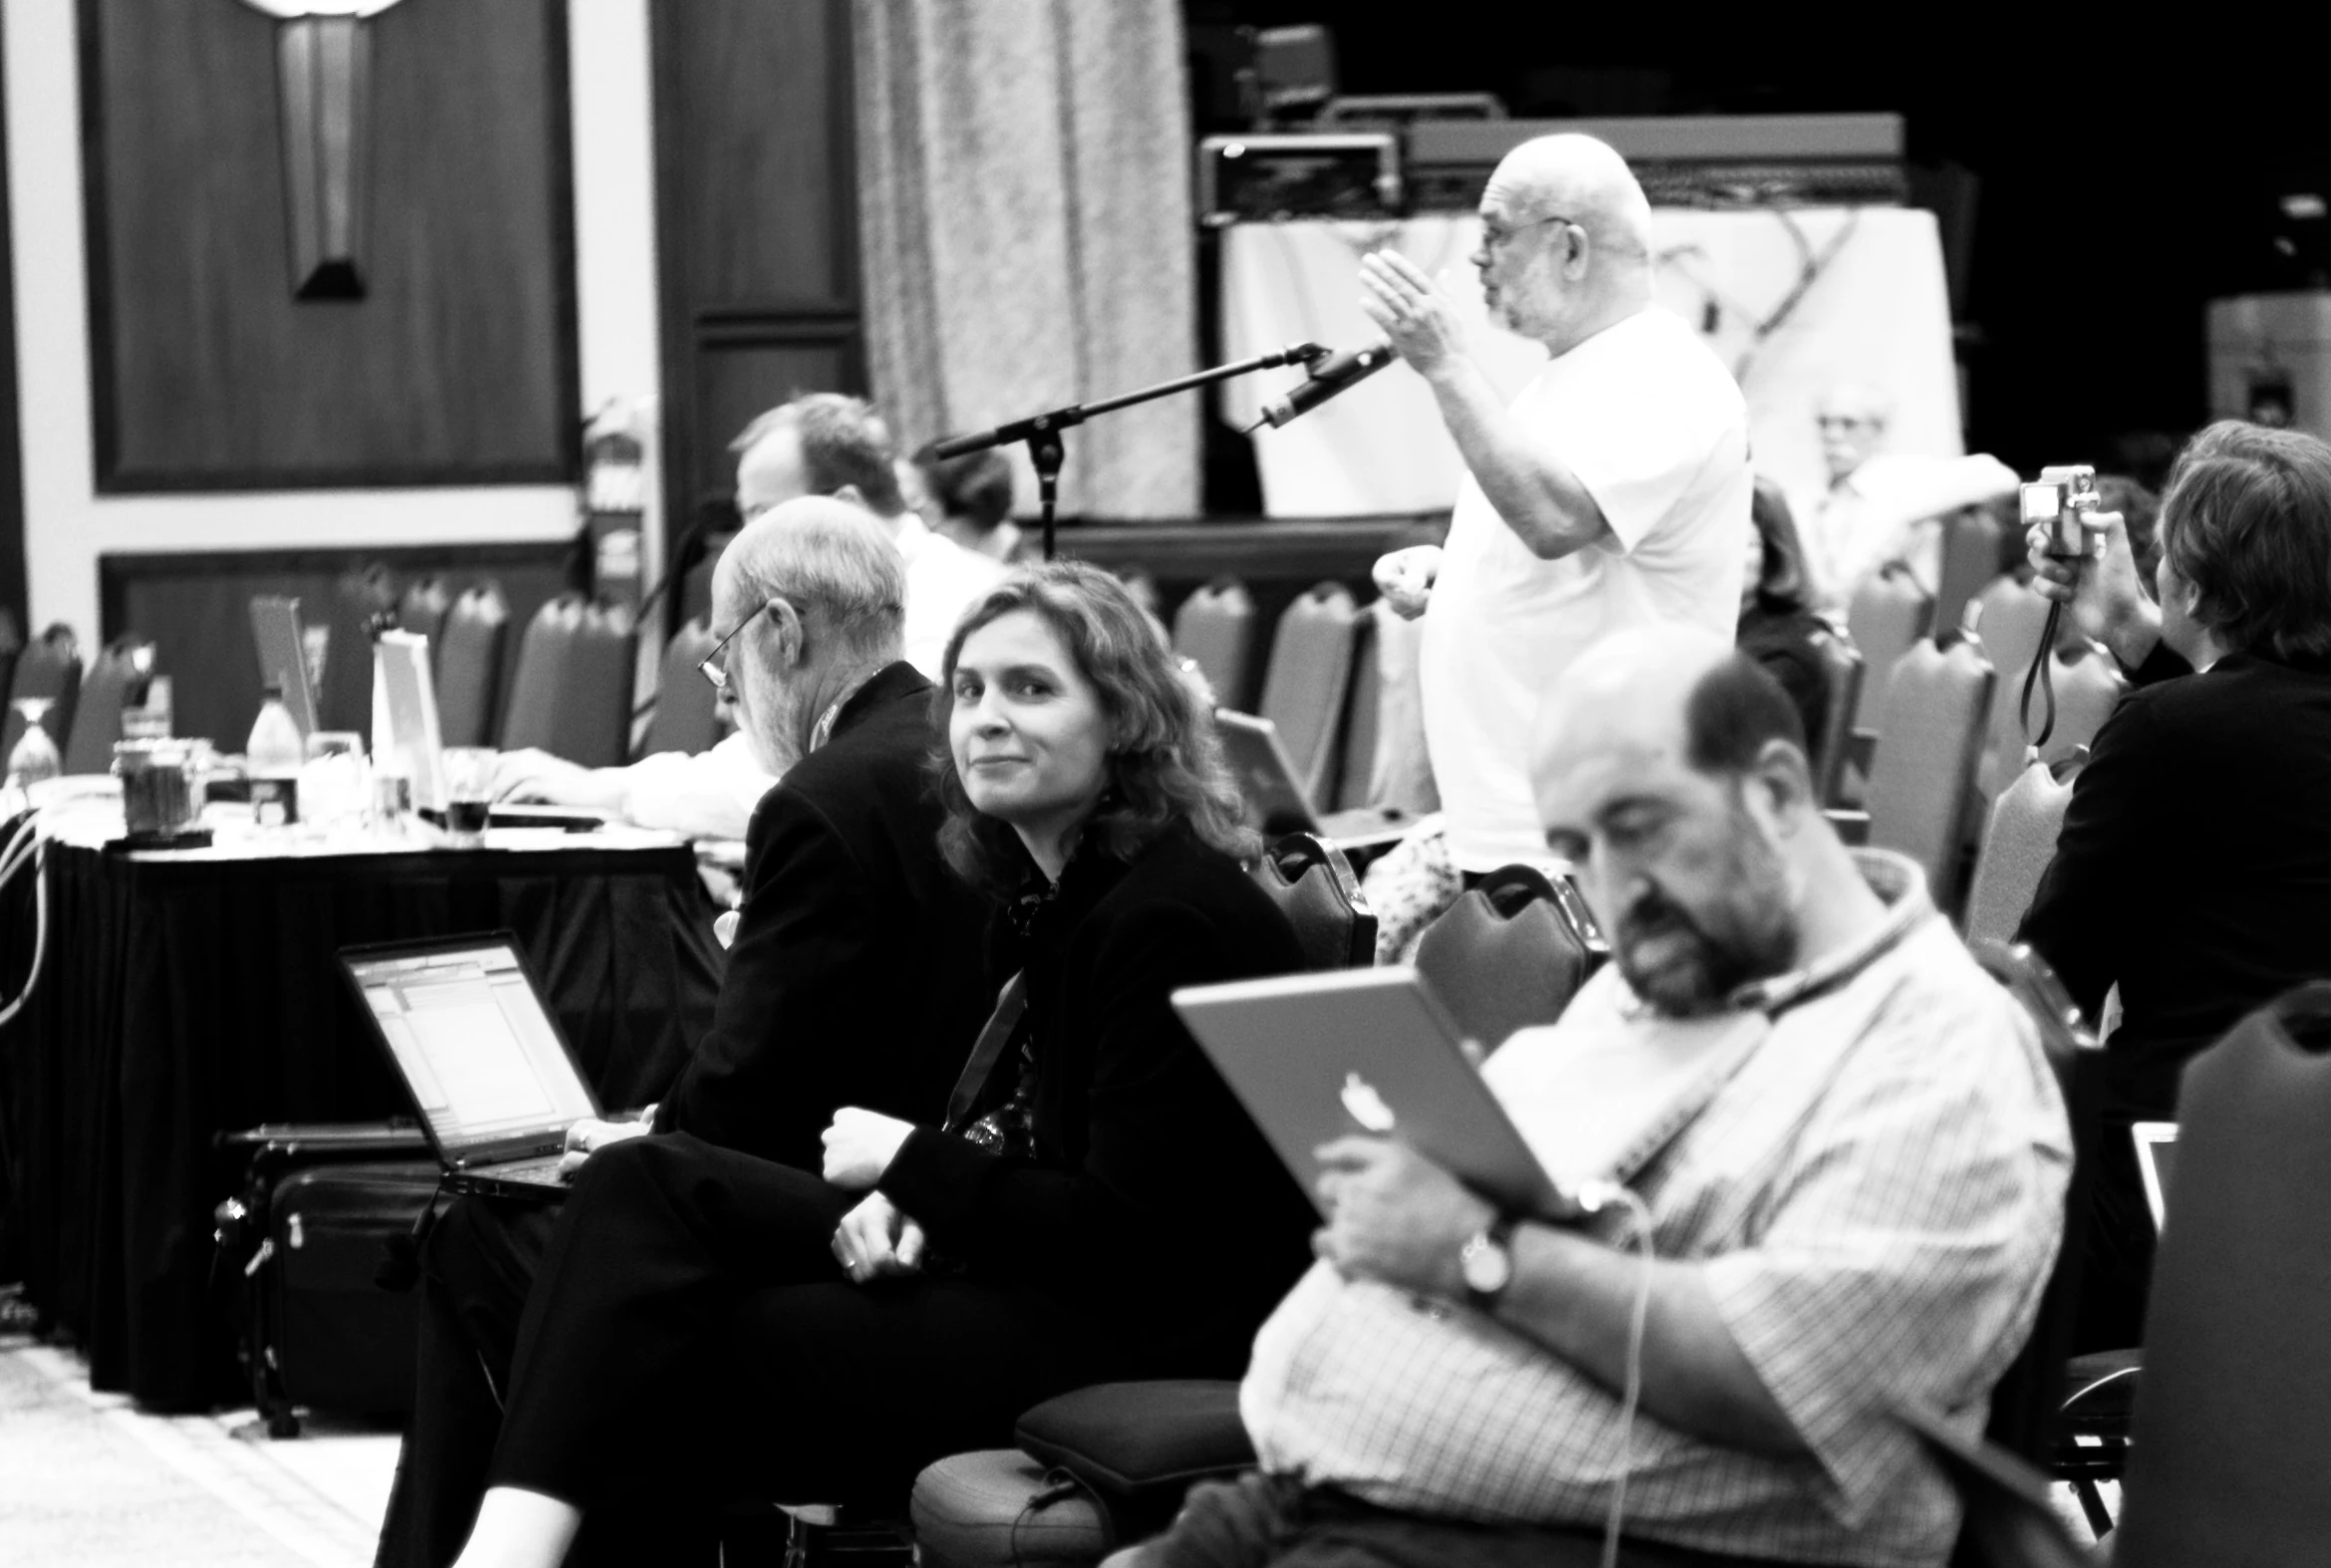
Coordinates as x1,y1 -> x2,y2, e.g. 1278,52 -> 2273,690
444,562 -> 1315,1568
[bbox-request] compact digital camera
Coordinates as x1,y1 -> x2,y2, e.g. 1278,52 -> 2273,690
2020,464 -> 2101,560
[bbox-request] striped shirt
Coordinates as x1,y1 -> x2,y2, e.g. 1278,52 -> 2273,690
1240,852 -> 2070,1567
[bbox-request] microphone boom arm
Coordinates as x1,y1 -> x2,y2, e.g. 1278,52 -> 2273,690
927,342 -> 1328,560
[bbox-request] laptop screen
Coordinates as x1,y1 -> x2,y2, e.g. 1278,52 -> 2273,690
349,940 -> 594,1151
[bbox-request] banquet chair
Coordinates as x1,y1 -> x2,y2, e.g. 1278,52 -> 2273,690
1967,577 -> 2052,798
0,608 -> 21,708
1962,760 -> 2077,948
2034,647 -> 2123,768
1864,638 -> 1994,913
1810,630 -> 1864,808
321,562 -> 398,735
1909,983 -> 2331,1567
1171,578 -> 1257,713
397,576 -> 452,659
1413,864 -> 1606,1056
1250,832 -> 1375,970
1256,583 -> 1360,806
638,614 -> 723,759
1843,567 -> 1935,792
435,584 -> 509,748
1933,511 -> 2005,645
2,624 -> 82,765
1330,607 -> 1381,811
62,635 -> 156,776
499,594 -> 638,767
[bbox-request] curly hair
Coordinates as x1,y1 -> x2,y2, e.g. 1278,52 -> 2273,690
2159,420 -> 2331,660
931,561 -> 1258,898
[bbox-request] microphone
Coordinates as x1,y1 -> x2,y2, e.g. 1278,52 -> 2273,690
1248,343 -> 1395,432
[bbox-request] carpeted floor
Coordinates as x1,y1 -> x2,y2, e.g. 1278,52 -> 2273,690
0,1334 -> 398,1567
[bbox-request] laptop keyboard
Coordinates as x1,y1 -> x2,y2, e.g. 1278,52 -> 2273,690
487,1156 -> 570,1185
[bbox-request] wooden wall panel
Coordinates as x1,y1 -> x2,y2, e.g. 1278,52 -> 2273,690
82,0 -> 579,490
652,0 -> 862,543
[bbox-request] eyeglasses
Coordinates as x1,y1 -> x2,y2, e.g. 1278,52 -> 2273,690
1478,211 -> 1578,251
698,600 -> 777,693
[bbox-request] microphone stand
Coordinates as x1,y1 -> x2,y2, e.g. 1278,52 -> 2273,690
929,343 -> 1327,560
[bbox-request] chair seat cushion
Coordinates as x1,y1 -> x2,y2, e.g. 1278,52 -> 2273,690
1014,1380 -> 1254,1527
911,1449 -> 1109,1568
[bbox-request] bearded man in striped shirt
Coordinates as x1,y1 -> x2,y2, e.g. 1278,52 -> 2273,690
1114,627 -> 2070,1568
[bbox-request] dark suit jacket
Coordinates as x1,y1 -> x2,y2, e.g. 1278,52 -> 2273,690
881,825 -> 1318,1378
654,662 -> 992,1169
2018,647 -> 2331,1123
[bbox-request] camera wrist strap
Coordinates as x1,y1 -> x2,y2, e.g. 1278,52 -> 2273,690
2017,601 -> 2063,751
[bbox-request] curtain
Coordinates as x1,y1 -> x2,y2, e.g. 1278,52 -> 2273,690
856,0 -> 1198,520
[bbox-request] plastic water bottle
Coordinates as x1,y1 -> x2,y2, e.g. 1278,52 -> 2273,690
246,684 -> 304,828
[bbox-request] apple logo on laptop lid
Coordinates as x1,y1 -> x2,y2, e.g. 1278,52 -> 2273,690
1340,1072 -> 1397,1135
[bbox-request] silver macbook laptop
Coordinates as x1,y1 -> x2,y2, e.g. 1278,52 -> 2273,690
341,933 -> 600,1200
2132,1121 -> 2178,1234
1212,709 -> 1408,852
1173,966 -> 1760,1223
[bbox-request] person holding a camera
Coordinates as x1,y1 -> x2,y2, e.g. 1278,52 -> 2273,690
2019,418 -> 2331,1351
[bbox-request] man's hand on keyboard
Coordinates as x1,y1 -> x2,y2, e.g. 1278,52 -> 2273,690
559,1116 -> 652,1178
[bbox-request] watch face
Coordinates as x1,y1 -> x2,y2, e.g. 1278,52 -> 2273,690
1461,1234 -> 1512,1296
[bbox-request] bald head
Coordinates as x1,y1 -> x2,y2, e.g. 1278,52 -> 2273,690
1488,134 -> 1653,266
1474,134 -> 1654,354
1531,628 -> 1828,1015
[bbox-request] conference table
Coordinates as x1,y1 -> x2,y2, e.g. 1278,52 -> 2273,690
0,792 -> 725,1411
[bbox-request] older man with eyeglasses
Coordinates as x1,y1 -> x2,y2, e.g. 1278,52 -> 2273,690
375,498 -> 996,1568
494,393 -> 1003,839
1354,133 -> 1754,962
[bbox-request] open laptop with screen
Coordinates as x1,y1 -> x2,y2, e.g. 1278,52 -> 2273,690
1172,965 -> 1763,1223
2133,1121 -> 2178,1234
1213,709 -> 1408,853
249,595 -> 321,739
340,933 -> 600,1200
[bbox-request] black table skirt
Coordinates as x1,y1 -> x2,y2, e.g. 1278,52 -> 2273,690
0,839 -> 724,1410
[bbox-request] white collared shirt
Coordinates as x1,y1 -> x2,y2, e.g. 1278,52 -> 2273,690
893,512 -> 1007,677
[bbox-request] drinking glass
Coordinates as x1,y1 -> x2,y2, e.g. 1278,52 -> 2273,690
441,746 -> 498,842
301,731 -> 369,831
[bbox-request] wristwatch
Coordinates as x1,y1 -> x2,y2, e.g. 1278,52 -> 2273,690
1458,1215 -> 1518,1309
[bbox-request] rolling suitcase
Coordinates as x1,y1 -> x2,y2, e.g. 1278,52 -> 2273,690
213,1122 -> 441,1437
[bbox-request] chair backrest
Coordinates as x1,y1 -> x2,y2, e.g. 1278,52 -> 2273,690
398,576 -> 452,661
2,624 -> 82,763
62,636 -> 154,776
2035,646 -> 2123,769
1332,608 -> 1382,811
1414,865 -> 1607,1053
1846,567 -> 1935,735
500,594 -> 638,766
640,615 -> 724,759
1968,940 -> 2106,1466
1962,761 -> 2077,948
1810,629 -> 1864,808
1933,511 -> 2006,642
1867,638 -> 1994,910
0,608 -> 21,713
1250,833 -> 1376,970
435,583 -> 510,748
1258,581 -> 1359,804
320,563 -> 398,735
2114,983 -> 2331,1567
1171,578 -> 1257,713
1968,578 -> 2053,796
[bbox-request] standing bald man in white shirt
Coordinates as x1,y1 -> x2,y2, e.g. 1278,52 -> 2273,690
1360,133 -> 1751,950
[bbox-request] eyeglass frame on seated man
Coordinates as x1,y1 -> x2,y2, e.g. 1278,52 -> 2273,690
698,599 -> 776,693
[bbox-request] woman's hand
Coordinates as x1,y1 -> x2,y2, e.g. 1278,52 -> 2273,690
820,1107 -> 915,1190
1372,545 -> 1443,622
830,1191 -> 927,1284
